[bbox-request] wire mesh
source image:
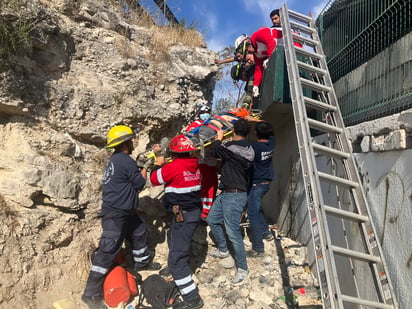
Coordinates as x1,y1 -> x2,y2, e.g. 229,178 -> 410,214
316,0 -> 412,125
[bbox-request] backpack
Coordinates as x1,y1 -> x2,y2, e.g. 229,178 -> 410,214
139,274 -> 180,308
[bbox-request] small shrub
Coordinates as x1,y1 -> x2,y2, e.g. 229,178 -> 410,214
106,1 -> 205,62
151,24 -> 205,62
0,0 -> 33,59
116,36 -> 136,59
0,194 -> 19,233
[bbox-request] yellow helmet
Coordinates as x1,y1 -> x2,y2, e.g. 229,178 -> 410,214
106,125 -> 135,148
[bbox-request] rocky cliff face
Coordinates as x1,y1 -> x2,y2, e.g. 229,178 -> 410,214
0,2 -> 322,308
0,0 -> 217,307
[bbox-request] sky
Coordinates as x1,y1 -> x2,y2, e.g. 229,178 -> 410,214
138,0 -> 330,106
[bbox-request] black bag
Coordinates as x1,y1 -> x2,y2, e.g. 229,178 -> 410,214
139,274 -> 179,308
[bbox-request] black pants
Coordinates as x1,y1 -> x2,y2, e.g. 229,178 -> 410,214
167,208 -> 201,301
83,214 -> 149,297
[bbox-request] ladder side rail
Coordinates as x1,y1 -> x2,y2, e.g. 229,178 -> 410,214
280,4 -> 342,308
308,14 -> 398,307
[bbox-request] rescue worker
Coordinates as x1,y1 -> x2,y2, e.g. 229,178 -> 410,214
248,10 -> 302,97
230,62 -> 255,109
150,135 -> 204,309
82,125 -> 160,309
214,34 -> 255,67
185,104 -> 218,220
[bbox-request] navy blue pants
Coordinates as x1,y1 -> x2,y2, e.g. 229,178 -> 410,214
83,214 -> 150,297
167,208 -> 201,301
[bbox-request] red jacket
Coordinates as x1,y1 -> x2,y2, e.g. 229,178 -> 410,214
150,157 -> 201,211
185,119 -> 204,133
251,26 -> 301,87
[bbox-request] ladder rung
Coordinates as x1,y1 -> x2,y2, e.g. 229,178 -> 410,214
332,245 -> 381,263
340,294 -> 393,309
318,172 -> 359,189
290,20 -> 316,35
312,143 -> 350,159
294,46 -> 323,60
304,96 -> 337,112
282,5 -> 397,307
297,61 -> 327,75
307,119 -> 343,134
292,32 -> 318,47
288,9 -> 312,24
324,205 -> 369,222
300,78 -> 332,93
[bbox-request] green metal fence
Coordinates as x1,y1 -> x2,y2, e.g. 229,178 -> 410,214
316,0 -> 412,125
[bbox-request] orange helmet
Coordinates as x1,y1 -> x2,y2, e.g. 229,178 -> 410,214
169,134 -> 196,153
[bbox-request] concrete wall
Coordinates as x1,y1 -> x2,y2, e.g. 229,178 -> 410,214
262,107 -> 412,308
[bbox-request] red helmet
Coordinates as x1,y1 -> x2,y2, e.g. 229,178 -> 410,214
169,134 -> 196,152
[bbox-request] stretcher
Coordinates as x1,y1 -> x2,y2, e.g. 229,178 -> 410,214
139,108 -> 262,167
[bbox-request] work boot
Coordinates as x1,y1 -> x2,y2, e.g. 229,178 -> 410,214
263,232 -> 274,241
209,248 -> 229,258
218,255 -> 235,269
159,267 -> 173,280
135,260 -> 162,271
81,295 -> 107,309
246,249 -> 265,258
172,295 -> 204,309
232,268 -> 249,285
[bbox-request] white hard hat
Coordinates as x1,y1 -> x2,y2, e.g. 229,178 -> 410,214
234,34 -> 248,49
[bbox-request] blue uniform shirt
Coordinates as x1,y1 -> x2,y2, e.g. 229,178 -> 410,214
101,152 -> 146,217
251,136 -> 275,184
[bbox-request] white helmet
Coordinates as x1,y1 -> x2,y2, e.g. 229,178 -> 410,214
234,34 -> 248,49
197,104 -> 211,115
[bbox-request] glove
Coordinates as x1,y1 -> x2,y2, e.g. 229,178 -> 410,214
263,59 -> 269,68
136,153 -> 146,168
159,137 -> 169,156
252,86 -> 260,97
142,157 -> 154,170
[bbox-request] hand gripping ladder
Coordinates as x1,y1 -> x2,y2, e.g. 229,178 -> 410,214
279,4 -> 398,309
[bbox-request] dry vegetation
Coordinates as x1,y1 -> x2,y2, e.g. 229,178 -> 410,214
0,0 -> 33,60
1,0 -> 205,63
150,26 -> 205,61
109,0 -> 205,61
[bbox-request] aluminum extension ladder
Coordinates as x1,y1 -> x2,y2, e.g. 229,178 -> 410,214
279,4 -> 398,309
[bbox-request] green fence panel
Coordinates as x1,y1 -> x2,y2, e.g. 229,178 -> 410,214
259,46 -> 291,112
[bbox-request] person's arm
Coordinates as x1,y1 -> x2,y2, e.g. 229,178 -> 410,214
140,167 -> 148,179
216,129 -> 224,141
129,162 -> 147,190
244,115 -> 263,122
212,130 -> 236,161
214,56 -> 235,65
149,156 -> 168,186
211,131 -> 223,158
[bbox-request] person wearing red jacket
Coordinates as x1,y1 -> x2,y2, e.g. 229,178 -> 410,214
250,26 -> 283,93
247,11 -> 302,97
150,135 -> 204,309
185,104 -> 218,221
